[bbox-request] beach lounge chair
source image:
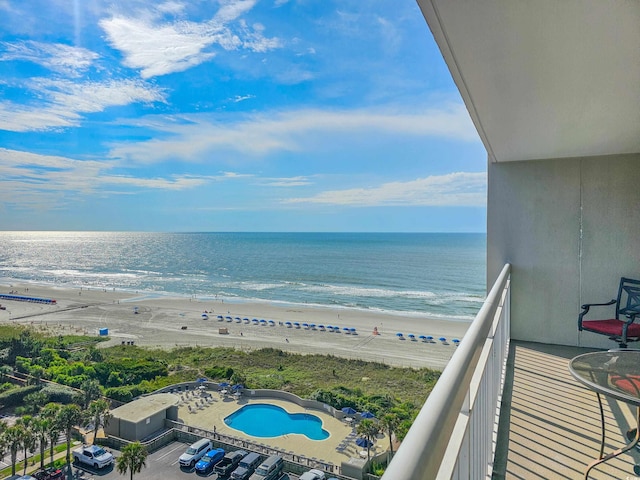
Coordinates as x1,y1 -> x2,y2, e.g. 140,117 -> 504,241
579,277 -> 640,348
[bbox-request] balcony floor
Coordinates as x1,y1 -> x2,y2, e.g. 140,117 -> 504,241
493,340 -> 640,480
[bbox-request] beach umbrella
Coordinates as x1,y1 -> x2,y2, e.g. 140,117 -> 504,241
452,338 -> 461,345
350,328 -> 357,334
318,325 -> 325,330
360,411 -> 375,419
396,333 -> 403,337
426,335 -> 434,341
232,384 -> 244,390
294,322 -> 300,328
196,377 -> 207,383
419,335 -> 427,341
343,327 -> 350,333
310,323 -> 316,329
201,313 -> 209,319
408,334 -> 416,340
252,319 -> 259,324
225,316 -> 232,322
260,319 -> 267,323
439,337 -> 447,342
217,315 -> 224,320
355,437 -> 373,448
285,321 -> 292,327
268,320 -> 275,326
341,407 -> 357,415
302,323 -> 309,328
219,382 -> 230,388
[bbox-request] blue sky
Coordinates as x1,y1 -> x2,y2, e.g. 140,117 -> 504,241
0,0 -> 487,232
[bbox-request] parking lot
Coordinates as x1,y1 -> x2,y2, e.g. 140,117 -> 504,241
73,441 -> 299,480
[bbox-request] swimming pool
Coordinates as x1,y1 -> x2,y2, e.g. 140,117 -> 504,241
224,404 -> 330,440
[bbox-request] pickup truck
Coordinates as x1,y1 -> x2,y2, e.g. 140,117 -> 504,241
214,450 -> 247,478
72,445 -> 114,469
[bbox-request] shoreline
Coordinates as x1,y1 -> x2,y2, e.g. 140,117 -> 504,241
0,282 -> 472,370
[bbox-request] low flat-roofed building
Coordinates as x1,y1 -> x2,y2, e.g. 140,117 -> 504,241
104,393 -> 179,441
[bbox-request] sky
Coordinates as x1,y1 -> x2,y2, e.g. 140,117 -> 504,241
0,0 -> 487,232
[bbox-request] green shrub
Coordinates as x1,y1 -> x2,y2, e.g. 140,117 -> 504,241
203,366 -> 234,380
0,384 -> 41,408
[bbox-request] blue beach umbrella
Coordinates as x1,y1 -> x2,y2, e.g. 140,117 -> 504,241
355,437 -> 373,448
439,337 -> 447,343
196,377 -> 207,383
285,321 -> 292,327
341,407 -> 357,415
360,411 -> 375,419
217,315 -> 223,320
225,316 -> 232,322
343,327 -> 350,333
318,325 -> 325,330
396,332 -> 403,337
426,336 -> 434,341
302,323 -> 309,328
201,313 -> 209,319
260,319 -> 267,323
252,319 -> 259,324
453,338 -> 461,345
350,328 -> 357,334
419,335 -> 427,341
310,323 -> 316,329
294,322 -> 300,328
268,320 -> 275,326
219,382 -> 230,388
232,384 -> 244,390
408,334 -> 416,340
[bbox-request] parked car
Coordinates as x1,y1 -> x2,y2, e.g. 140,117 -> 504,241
179,438 -> 213,468
72,444 -> 114,469
194,447 -> 226,475
32,467 -> 64,480
230,452 -> 262,480
299,469 -> 325,480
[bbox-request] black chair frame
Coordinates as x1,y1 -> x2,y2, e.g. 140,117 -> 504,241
579,277 -> 640,348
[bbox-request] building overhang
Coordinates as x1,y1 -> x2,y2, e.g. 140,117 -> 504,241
417,0 -> 640,163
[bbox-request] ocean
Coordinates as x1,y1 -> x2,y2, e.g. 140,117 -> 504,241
0,232 -> 486,321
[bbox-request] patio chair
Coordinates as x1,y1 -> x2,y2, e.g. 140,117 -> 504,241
579,277 -> 640,348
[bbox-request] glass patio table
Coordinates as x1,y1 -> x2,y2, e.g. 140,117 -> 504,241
569,350 -> 640,479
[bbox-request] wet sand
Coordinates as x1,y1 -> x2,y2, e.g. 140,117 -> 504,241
0,283 -> 471,369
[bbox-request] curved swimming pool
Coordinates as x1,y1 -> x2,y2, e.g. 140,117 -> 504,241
224,404 -> 330,440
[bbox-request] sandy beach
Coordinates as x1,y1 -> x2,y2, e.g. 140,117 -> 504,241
0,283 -> 471,370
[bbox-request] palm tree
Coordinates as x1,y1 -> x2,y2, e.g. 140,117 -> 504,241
16,416 -> 35,475
116,441 -> 148,480
80,379 -> 102,409
32,416 -> 50,470
56,403 -> 83,480
42,403 -> 61,467
380,413 -> 400,456
0,420 -> 8,473
356,419 -> 379,460
5,424 -> 24,476
88,398 -> 112,444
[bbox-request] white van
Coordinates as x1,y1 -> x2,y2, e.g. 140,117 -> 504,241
249,455 -> 283,480
179,438 -> 213,467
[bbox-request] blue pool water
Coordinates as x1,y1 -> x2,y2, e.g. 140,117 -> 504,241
224,404 -> 330,440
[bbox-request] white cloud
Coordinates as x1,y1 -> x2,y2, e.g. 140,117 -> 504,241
0,40 -> 98,77
261,176 -> 312,187
100,1 -> 280,79
284,172 -> 487,207
0,148 -> 213,209
108,103 -> 479,163
0,78 -> 165,132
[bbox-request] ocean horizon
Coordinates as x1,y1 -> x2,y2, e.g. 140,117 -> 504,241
0,231 -> 486,321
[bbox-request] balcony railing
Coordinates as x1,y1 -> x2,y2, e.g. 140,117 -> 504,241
382,263 -> 511,480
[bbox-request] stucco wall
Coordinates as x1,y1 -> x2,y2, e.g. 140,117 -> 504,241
487,153 -> 640,346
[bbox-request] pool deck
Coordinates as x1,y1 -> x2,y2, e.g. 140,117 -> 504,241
176,390 -> 389,466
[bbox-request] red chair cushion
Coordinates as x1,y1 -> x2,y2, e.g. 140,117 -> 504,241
582,319 -> 640,338
609,374 -> 640,397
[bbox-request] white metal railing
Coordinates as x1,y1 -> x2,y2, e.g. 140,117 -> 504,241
382,264 -> 511,480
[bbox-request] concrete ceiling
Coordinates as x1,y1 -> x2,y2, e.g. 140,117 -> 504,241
418,0 -> 640,163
